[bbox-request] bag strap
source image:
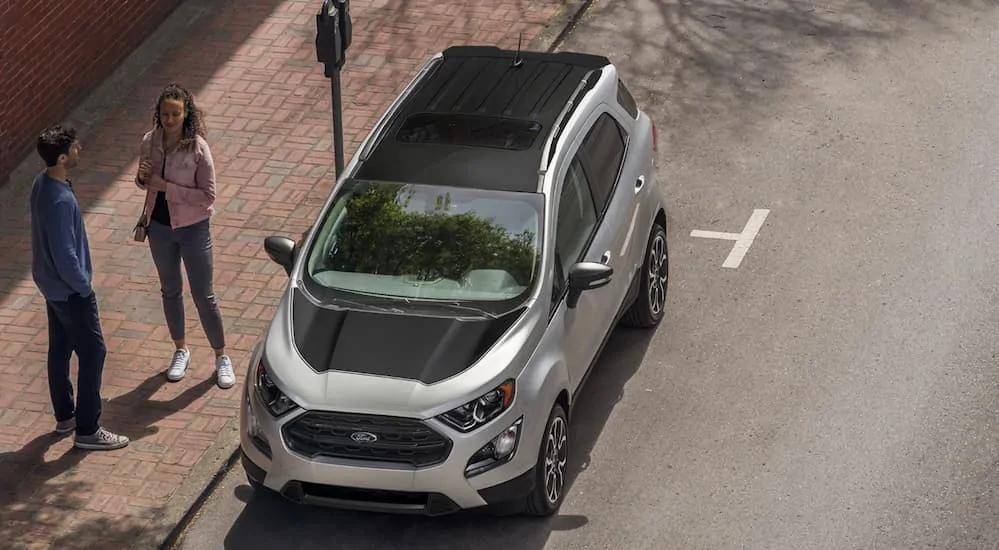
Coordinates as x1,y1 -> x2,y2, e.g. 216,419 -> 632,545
140,189 -> 155,220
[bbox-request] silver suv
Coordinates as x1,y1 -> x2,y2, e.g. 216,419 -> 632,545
240,45 -> 668,517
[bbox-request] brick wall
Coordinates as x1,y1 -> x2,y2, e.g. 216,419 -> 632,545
0,0 -> 183,186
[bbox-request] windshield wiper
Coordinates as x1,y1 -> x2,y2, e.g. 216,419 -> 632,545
310,282 -> 498,318
330,297 -> 494,318
325,295 -> 405,314
415,301 -> 497,319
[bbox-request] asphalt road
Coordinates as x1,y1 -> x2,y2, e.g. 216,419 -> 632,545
176,1 -> 999,548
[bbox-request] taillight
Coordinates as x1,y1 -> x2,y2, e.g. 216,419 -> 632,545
652,122 -> 659,153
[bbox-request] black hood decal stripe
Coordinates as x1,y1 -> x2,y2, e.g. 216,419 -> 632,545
292,288 -> 348,372
291,288 -> 523,384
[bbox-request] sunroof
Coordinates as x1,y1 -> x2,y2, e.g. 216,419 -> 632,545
395,113 -> 543,151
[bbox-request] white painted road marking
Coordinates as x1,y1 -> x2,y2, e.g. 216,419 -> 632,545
690,209 -> 770,268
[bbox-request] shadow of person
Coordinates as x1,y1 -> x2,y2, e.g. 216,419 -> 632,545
0,369 -> 215,533
0,430 -> 88,509
101,370 -> 217,442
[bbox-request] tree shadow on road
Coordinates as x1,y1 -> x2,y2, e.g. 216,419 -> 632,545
207,326 -> 655,550
0,372 -> 214,549
560,0 -> 999,150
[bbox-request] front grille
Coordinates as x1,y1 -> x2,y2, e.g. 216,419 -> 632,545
282,411 -> 452,468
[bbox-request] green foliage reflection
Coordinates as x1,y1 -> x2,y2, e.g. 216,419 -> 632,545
318,184 -> 539,286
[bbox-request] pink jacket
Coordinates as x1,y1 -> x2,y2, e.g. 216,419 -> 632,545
135,128 -> 217,229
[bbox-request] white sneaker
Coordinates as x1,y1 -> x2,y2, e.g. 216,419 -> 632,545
167,348 -> 190,381
216,355 -> 235,389
74,427 -> 130,451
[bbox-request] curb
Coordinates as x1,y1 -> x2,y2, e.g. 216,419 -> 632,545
527,0 -> 594,53
157,421 -> 241,550
156,1 -> 597,548
541,0 -> 597,53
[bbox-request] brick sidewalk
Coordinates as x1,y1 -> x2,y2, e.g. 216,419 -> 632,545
0,0 -> 576,547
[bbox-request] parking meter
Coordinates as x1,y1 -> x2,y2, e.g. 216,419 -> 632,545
315,0 -> 352,177
337,0 -> 352,57
316,0 -> 342,74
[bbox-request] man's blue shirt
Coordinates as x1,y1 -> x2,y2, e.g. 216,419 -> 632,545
30,172 -> 93,301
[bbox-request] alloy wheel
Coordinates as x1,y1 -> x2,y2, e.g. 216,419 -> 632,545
544,416 -> 568,504
648,231 -> 668,316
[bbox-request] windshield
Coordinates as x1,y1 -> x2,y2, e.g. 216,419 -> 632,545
303,179 -> 543,308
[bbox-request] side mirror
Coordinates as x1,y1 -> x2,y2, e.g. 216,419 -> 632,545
264,236 -> 297,276
566,261 -> 612,308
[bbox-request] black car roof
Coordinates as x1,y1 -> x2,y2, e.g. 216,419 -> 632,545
353,46 -> 610,193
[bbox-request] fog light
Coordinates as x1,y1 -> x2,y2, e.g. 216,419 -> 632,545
465,417 -> 523,478
493,426 -> 518,458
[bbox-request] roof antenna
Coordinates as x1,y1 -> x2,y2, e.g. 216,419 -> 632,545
512,32 -> 524,68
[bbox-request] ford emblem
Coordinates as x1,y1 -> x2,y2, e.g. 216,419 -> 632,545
350,431 -> 378,443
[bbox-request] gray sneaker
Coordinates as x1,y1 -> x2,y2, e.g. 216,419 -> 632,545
167,348 -> 191,381
216,355 -> 235,389
55,417 -> 76,434
74,427 -> 129,451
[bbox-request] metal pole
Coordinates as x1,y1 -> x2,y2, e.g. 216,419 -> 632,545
331,69 -> 345,179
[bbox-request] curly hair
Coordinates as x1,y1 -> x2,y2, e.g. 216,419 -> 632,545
37,125 -> 77,167
153,83 -> 206,149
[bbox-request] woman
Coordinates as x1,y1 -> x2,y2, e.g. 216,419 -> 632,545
135,83 -> 234,389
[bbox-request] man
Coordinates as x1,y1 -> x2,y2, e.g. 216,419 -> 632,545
30,125 -> 128,451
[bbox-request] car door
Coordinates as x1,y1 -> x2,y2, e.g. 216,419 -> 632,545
610,80 -> 656,282
552,154 -> 603,391
576,109 -> 635,310
553,108 -> 632,390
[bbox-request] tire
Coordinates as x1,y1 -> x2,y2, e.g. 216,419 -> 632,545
620,221 -> 668,328
521,402 -> 569,516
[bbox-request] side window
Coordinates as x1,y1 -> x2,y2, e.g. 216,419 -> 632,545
554,156 -> 598,290
579,113 -> 627,215
617,80 -> 639,118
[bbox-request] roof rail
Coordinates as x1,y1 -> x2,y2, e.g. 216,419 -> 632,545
538,68 -> 603,176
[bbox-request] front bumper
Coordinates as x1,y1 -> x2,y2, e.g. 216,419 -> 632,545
239,381 -> 541,515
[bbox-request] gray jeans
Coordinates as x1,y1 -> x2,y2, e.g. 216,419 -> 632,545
147,219 -> 226,350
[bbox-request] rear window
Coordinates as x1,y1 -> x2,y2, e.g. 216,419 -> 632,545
395,113 -> 543,150
617,80 -> 639,118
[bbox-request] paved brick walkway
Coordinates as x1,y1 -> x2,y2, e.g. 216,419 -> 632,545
0,0 -> 572,547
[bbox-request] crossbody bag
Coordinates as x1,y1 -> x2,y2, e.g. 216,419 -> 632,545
132,157 -> 166,242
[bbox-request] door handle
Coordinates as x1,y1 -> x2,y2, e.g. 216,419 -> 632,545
635,175 -> 645,193
600,250 -> 612,265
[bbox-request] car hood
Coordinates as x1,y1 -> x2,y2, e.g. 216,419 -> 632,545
259,285 -> 541,418
291,286 -> 522,383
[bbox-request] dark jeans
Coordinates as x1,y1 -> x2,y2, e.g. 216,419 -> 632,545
147,219 -> 226,349
46,292 -> 106,436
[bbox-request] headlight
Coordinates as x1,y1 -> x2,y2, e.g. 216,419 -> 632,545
437,380 -> 515,432
253,360 -> 299,417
